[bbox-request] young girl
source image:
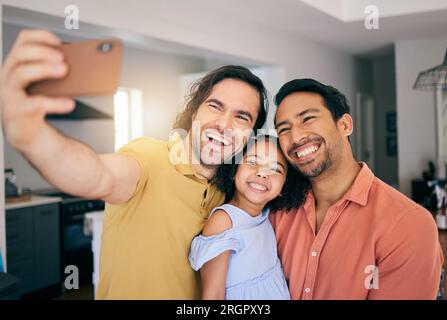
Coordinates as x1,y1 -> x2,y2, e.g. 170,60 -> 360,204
189,134 -> 308,300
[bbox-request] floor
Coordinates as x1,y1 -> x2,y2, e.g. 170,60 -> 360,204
54,284 -> 95,300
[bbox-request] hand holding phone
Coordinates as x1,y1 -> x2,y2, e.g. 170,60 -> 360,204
0,30 -> 123,152
27,38 -> 123,96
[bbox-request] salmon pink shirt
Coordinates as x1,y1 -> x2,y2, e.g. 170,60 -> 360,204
270,163 -> 444,300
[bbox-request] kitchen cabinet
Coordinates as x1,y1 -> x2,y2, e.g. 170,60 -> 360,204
34,205 -> 60,289
5,203 -> 60,296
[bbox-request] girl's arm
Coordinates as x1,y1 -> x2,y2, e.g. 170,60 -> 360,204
200,210 -> 233,300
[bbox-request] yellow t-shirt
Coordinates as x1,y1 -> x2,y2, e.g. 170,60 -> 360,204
96,133 -> 225,299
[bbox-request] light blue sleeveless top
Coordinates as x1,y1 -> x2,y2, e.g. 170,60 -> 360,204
189,203 -> 290,300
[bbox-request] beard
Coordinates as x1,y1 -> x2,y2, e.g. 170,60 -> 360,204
295,147 -> 332,178
293,134 -> 345,179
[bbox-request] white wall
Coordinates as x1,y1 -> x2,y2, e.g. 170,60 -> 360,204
395,36 -> 447,195
119,45 -> 205,140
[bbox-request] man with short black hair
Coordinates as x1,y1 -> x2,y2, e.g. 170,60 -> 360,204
271,78 -> 444,299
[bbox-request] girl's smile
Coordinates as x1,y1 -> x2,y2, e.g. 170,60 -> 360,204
231,138 -> 288,215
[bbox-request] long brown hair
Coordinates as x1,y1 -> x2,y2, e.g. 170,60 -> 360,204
173,65 -> 268,132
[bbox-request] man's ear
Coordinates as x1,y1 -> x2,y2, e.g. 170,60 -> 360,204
337,114 -> 353,137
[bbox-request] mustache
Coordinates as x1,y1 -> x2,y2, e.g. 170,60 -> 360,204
287,136 -> 324,157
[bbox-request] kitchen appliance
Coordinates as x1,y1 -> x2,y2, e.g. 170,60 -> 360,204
34,189 -> 104,289
4,169 -> 19,198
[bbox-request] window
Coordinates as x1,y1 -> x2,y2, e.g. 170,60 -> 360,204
114,88 -> 143,151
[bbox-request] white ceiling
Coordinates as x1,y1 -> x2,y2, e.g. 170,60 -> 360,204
200,0 -> 447,55
4,1 -> 447,57
301,0 -> 447,22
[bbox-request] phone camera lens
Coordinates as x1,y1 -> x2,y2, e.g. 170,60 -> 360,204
98,42 -> 113,52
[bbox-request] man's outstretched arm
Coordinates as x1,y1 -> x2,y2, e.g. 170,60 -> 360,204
0,29 -> 140,204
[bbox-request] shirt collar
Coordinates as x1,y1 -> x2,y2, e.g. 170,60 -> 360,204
167,131 -> 196,177
303,162 -> 375,209
343,162 -> 375,206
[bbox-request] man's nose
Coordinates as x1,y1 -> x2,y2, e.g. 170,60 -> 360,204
291,125 -> 307,144
215,111 -> 233,130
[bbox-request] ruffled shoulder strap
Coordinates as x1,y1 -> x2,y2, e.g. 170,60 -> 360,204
188,229 -> 244,271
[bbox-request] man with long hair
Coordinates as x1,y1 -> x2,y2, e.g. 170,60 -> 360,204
0,30 -> 268,299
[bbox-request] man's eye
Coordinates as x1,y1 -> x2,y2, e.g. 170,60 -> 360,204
236,115 -> 249,122
303,116 -> 316,123
277,128 -> 290,135
209,104 -> 221,110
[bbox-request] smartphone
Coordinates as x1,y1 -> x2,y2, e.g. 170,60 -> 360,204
27,38 -> 123,97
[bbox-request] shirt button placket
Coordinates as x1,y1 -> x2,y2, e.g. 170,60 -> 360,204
303,248 -> 319,299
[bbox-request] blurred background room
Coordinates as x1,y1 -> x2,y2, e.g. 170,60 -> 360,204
0,0 -> 446,299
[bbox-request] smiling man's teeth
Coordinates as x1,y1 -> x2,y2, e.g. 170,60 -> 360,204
249,182 -> 267,191
296,146 -> 319,158
207,133 -> 230,146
